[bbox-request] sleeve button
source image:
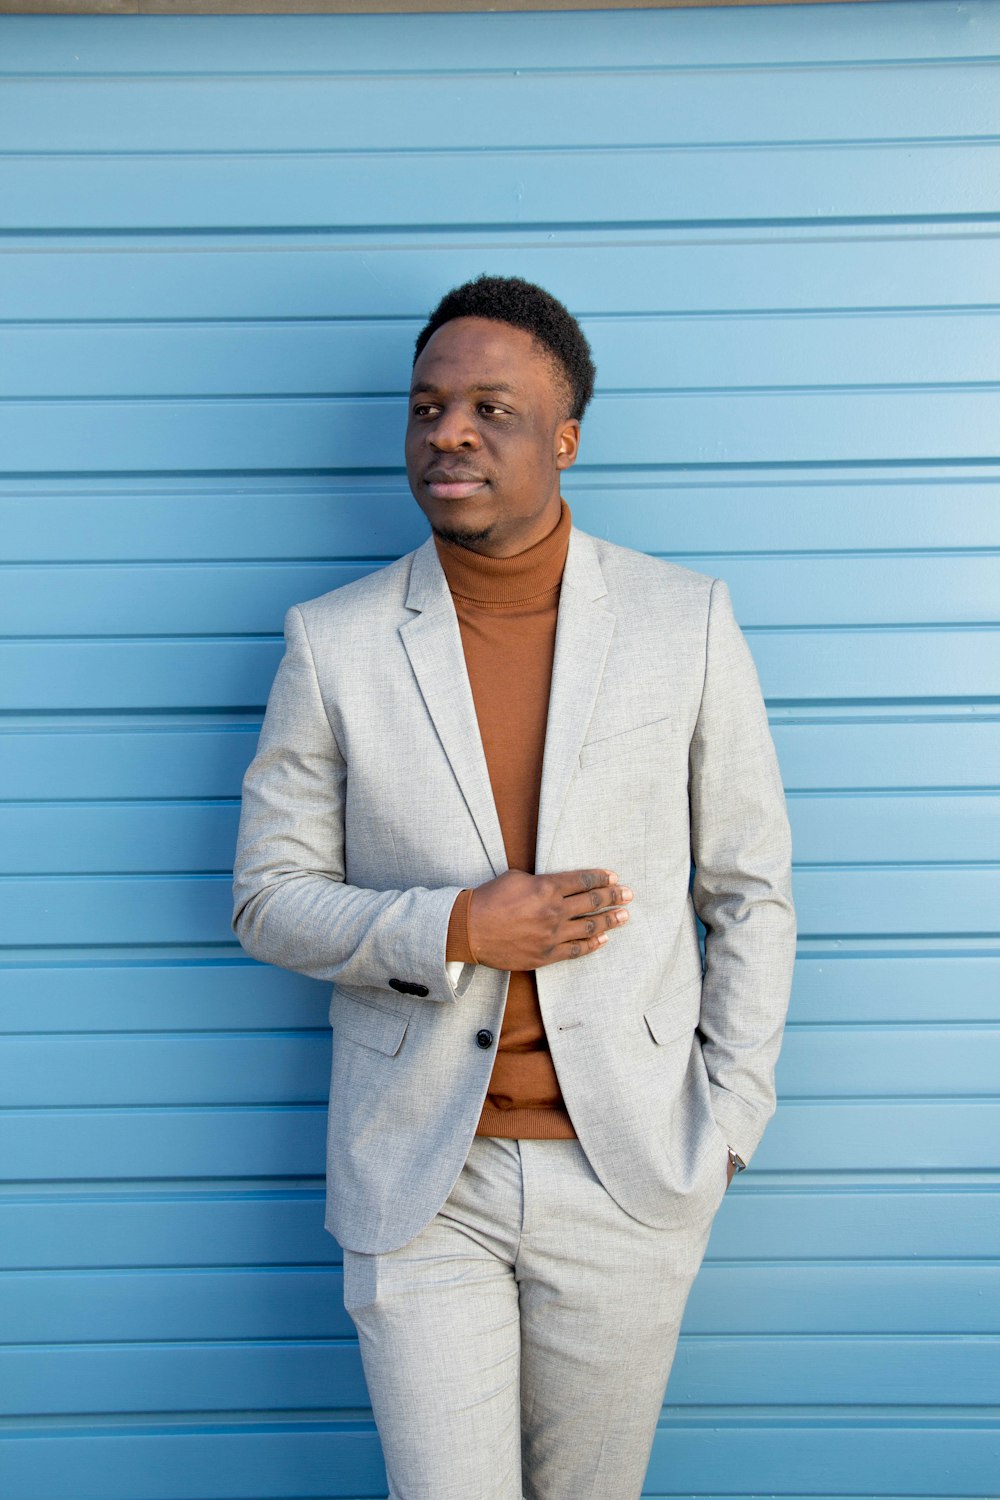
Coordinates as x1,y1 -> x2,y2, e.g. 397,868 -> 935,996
389,978 -> 428,997
476,1029 -> 494,1049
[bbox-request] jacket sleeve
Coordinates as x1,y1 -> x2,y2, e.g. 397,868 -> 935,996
232,605 -> 469,1001
689,579 -> 796,1163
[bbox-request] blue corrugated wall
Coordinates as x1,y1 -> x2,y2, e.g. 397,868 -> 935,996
1,4 -> 998,1496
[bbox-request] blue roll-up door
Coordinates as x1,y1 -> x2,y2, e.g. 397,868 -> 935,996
1,4 -> 998,1496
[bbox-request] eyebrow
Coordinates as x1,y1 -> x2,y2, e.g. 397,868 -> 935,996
409,381 -> 520,398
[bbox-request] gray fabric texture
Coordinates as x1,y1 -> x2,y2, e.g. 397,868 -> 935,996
232,526 -> 796,1254
343,1136 -> 721,1500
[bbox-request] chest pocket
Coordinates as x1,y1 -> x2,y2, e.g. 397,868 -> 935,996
580,715 -> 672,769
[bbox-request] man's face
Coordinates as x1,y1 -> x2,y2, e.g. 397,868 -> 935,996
405,316 -> 580,558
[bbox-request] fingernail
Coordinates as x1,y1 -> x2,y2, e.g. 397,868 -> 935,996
597,933 -> 608,944
606,872 -> 618,884
617,910 -> 629,923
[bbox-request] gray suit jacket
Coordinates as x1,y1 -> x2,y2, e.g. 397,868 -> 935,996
233,526 -> 795,1254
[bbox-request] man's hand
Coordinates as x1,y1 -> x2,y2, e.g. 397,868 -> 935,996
467,868 -> 632,972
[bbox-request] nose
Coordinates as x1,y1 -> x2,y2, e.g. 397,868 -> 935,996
428,404 -> 480,452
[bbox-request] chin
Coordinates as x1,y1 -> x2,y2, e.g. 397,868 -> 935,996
431,519 -> 496,550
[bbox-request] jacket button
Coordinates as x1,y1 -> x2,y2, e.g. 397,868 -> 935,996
388,978 -> 408,994
476,1029 -> 494,1049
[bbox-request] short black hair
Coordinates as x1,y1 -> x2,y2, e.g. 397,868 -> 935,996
413,274 -> 596,422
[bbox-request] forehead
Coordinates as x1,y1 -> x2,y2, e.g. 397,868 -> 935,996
411,316 -> 561,398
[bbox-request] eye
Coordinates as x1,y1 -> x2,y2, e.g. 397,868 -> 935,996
411,402 -> 439,419
478,402 -> 508,418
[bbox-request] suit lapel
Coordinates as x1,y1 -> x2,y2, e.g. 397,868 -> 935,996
535,529 -> 616,872
399,540 -> 508,877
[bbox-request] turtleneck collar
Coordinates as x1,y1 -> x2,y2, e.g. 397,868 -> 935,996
433,500 -> 571,608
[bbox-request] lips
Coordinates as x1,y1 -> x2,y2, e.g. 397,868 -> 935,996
423,470 -> 487,501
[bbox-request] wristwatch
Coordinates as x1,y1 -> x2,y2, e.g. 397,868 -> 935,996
727,1146 -> 747,1173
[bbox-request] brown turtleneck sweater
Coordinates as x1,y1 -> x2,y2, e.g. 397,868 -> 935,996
437,501 -> 576,1140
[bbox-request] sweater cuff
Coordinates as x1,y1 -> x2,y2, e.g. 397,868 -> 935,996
446,888 -> 478,965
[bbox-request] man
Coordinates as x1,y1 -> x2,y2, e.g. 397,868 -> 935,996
233,275 -> 795,1500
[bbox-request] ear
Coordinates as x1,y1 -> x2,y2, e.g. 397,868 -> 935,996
555,418 -> 580,471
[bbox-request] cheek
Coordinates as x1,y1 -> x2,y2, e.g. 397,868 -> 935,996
403,431 -> 425,476
509,430 -> 552,472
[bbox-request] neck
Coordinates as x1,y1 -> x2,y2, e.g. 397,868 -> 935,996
434,499 -> 571,607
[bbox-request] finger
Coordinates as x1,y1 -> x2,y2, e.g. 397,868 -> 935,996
563,908 -> 630,944
563,885 -> 633,920
548,868 -> 618,897
542,930 -> 609,964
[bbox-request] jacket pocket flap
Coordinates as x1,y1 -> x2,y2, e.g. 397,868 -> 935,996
643,975 -> 702,1046
579,715 -> 671,767
330,987 -> 410,1057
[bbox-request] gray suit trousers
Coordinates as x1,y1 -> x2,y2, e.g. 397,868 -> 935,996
343,1135 -> 725,1500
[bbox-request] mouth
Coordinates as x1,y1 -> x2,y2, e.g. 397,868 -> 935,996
423,473 -> 487,501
